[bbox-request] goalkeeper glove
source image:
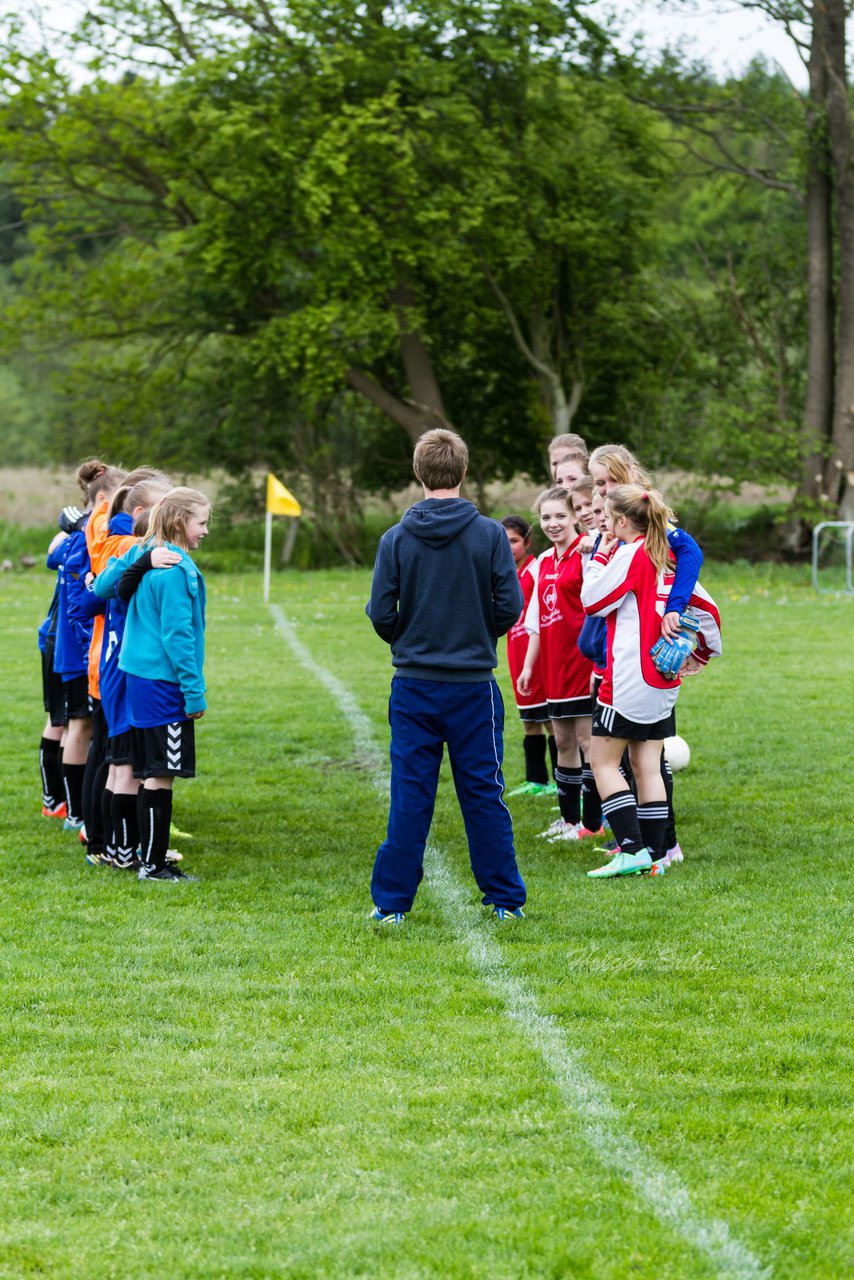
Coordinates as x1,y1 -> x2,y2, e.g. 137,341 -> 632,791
58,505 -> 87,534
650,611 -> 700,680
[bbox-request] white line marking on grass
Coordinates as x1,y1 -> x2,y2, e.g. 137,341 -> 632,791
270,604 -> 770,1280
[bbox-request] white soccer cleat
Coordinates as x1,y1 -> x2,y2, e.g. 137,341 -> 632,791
537,818 -> 569,839
547,821 -> 585,842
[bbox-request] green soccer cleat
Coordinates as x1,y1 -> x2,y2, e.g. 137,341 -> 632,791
587,848 -> 653,879
506,781 -> 550,797
169,823 -> 193,841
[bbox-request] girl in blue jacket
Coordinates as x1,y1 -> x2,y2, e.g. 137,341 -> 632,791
95,487 -> 210,882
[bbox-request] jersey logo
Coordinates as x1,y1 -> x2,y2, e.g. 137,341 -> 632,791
543,582 -> 558,613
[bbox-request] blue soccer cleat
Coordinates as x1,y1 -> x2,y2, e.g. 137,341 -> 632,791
492,906 -> 525,922
368,907 -> 405,926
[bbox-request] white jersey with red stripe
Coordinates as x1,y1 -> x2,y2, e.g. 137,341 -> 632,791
660,568 -> 723,667
582,539 -> 677,724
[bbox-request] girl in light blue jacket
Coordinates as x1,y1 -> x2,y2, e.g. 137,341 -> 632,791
95,488 -> 210,882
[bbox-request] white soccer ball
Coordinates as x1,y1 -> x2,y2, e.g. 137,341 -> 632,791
663,735 -> 690,772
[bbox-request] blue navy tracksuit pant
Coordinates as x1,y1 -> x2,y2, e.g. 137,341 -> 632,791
371,676 -> 526,914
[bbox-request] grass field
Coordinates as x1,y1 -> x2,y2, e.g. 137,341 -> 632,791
1,564 -> 852,1279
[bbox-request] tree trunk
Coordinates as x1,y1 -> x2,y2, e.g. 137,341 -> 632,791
787,1 -> 836,544
824,0 -> 854,517
389,278 -> 449,428
344,366 -> 438,444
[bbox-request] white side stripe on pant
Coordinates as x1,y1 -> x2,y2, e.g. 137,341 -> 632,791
270,603 -> 769,1280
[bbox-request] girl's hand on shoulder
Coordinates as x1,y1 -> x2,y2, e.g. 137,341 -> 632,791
578,534 -> 595,554
151,548 -> 182,569
187,709 -> 205,720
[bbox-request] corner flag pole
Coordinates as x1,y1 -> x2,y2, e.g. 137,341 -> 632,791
264,473 -> 302,603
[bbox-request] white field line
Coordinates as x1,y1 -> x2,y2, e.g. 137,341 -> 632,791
270,604 -> 770,1280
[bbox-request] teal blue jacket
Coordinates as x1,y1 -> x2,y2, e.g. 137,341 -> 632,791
94,542 -> 207,715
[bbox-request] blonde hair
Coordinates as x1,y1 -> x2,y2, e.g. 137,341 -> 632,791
533,485 -> 571,514
606,485 -> 671,573
413,429 -> 468,490
145,487 -> 211,550
108,469 -> 172,523
588,443 -> 653,489
548,433 -> 588,458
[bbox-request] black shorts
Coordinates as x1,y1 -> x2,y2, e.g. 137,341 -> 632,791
42,646 -> 68,728
63,674 -> 91,721
106,730 -> 133,766
592,702 -> 675,742
547,696 -> 592,721
131,720 -> 196,779
518,701 -> 550,724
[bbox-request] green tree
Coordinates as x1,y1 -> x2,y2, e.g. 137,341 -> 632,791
0,0 -> 668,477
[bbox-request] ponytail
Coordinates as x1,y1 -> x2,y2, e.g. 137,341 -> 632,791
606,485 -> 672,573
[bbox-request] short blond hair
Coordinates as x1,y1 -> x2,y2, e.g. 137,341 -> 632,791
413,429 -> 468,490
146,487 -> 211,550
548,433 -> 588,459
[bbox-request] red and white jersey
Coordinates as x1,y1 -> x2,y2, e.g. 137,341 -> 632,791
525,537 -> 593,702
582,537 -> 716,723
507,555 -> 546,708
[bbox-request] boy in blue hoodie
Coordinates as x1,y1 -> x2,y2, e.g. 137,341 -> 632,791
366,429 -> 527,924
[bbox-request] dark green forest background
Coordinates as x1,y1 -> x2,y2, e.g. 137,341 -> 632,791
1,1 -> 853,554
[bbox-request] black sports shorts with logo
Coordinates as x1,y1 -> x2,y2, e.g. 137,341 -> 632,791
131,720 -> 196,779
592,701 -> 675,742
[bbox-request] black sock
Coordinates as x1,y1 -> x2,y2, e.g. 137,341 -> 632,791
112,793 -> 140,866
581,759 -> 602,832
555,766 -> 582,825
39,737 -> 63,809
522,735 -> 549,785
661,753 -> 677,849
139,790 -> 173,871
638,802 -> 668,862
63,762 -> 86,825
101,787 -> 115,858
547,734 -> 558,780
620,749 -> 636,797
601,789 -> 644,855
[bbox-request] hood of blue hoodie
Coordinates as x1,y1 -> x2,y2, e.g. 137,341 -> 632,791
400,498 -> 480,548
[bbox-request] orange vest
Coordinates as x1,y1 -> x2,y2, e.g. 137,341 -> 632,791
86,502 -> 138,699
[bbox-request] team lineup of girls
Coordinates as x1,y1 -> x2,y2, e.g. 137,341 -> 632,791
503,434 -> 722,879
37,459 -> 212,883
37,440 -> 719,888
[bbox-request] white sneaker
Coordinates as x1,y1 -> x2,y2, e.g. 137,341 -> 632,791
537,818 -> 569,839
548,821 -> 584,842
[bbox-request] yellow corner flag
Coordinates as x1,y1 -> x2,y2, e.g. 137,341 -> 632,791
266,473 -> 302,517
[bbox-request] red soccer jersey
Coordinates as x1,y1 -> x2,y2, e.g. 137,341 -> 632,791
507,555 -> 547,710
525,537 -> 593,703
